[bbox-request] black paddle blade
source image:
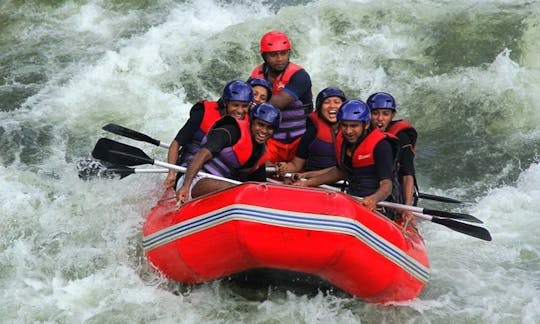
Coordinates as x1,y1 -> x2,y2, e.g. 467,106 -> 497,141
418,192 -> 462,204
102,123 -> 161,146
432,217 -> 492,241
92,138 -> 153,166
423,208 -> 483,224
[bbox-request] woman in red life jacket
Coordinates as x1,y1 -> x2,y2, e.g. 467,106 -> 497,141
292,99 -> 398,214
275,87 -> 346,181
163,80 -> 254,189
250,30 -> 313,162
367,92 -> 418,224
176,103 -> 281,203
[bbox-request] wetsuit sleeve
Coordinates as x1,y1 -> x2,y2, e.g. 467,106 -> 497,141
373,140 -> 394,181
396,131 -> 415,176
202,123 -> 241,155
174,102 -> 204,144
295,119 -> 317,159
282,69 -> 312,104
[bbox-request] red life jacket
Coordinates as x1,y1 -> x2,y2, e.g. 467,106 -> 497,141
199,100 -> 222,133
334,128 -> 398,197
250,62 -> 303,95
386,119 -> 417,152
304,112 -> 336,171
179,100 -> 222,166
335,128 -> 392,169
250,62 -> 311,142
202,116 -> 264,178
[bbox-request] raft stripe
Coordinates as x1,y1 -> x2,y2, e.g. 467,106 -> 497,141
142,204 -> 429,283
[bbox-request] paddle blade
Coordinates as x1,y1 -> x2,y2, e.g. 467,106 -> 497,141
432,217 -> 492,241
103,123 -> 161,146
423,208 -> 483,224
418,192 -> 462,204
92,138 -> 153,166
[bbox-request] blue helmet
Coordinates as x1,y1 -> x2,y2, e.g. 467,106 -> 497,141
366,92 -> 396,111
337,100 -> 371,122
250,103 -> 281,128
222,80 -> 254,102
315,87 -> 346,112
247,78 -> 272,97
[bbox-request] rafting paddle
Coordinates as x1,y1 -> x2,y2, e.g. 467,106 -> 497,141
411,212 -> 492,241
92,138 -> 241,184
361,197 -> 483,224
102,123 -> 171,148
317,185 -> 491,241
77,158 -> 169,179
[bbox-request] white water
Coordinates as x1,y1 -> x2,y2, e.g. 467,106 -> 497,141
1,0 -> 539,322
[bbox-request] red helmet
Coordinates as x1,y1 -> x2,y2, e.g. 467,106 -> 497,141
260,31 -> 291,53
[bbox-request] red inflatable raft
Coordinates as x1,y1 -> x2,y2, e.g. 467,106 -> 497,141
142,182 -> 430,303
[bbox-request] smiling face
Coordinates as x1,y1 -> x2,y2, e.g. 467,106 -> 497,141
251,119 -> 275,144
339,120 -> 369,143
370,108 -> 396,131
320,96 -> 344,124
225,100 -> 251,120
252,85 -> 270,106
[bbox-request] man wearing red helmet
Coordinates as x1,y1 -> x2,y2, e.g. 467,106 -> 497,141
250,30 -> 313,163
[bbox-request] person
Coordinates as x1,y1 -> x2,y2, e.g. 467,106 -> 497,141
367,91 -> 418,223
275,87 -> 346,180
176,103 -> 281,203
163,80 -> 254,189
250,30 -> 313,162
247,77 -> 272,109
291,99 -> 398,215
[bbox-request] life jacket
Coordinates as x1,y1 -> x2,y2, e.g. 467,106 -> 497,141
250,62 -> 312,143
304,112 -> 337,171
335,128 -> 399,198
386,119 -> 419,205
201,116 -> 266,179
179,100 -> 221,166
386,119 -> 417,153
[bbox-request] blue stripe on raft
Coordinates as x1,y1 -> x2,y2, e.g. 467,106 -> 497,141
142,204 -> 430,283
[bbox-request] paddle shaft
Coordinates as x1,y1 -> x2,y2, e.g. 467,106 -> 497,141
108,167 -> 169,174
128,153 -> 242,185
315,186 -> 482,223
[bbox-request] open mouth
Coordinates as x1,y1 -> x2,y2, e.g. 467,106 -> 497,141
254,131 -> 269,143
231,112 -> 245,119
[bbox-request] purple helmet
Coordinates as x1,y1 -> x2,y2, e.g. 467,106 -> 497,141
247,78 -> 272,98
366,92 -> 396,111
250,103 -> 281,128
222,80 -> 254,102
337,100 -> 371,123
315,87 -> 346,112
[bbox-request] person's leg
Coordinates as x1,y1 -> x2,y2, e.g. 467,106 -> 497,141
191,178 -> 236,198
